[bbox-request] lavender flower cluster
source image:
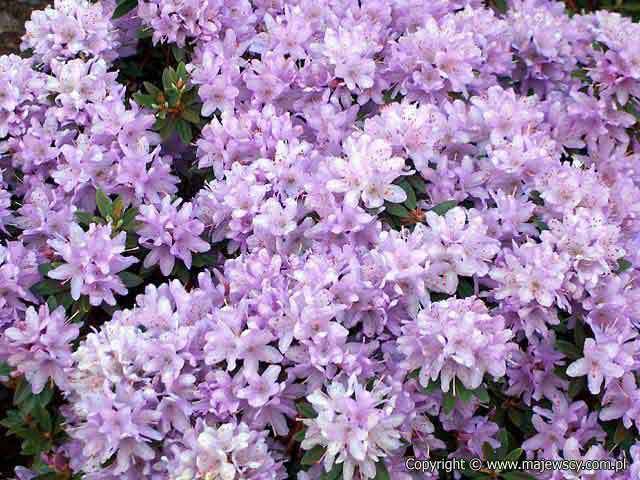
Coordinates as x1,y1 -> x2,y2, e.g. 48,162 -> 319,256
1,0 -> 640,479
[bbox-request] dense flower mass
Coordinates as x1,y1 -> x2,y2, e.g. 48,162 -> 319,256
1,0 -> 640,479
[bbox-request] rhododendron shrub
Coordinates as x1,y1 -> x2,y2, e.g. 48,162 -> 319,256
1,0 -> 640,479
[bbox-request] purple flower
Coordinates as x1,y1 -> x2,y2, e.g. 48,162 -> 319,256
5,304 -> 79,393
398,297 -> 514,392
48,222 -> 138,305
137,196 -> 210,276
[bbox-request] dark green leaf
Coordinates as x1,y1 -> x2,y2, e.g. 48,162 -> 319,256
96,189 -> 113,219
442,391 -> 456,414
507,409 -> 524,428
293,428 -> 306,443
532,217 -> 549,232
473,386 -> 490,403
134,93 -> 156,109
176,119 -> 193,144
574,320 -> 586,350
119,272 -> 144,288
301,445 -> 325,465
136,28 -> 152,39
613,422 -> 631,446
422,378 -> 441,394
616,258 -> 632,273
176,62 -> 189,81
0,362 -> 11,376
74,210 -> 95,226
568,378 -> 585,399
158,118 -> 175,140
162,67 -> 178,91
121,207 -> 139,231
482,442 -> 495,461
455,379 -> 473,403
319,463 -> 343,480
143,81 -> 162,97
172,45 -> 186,62
407,175 -> 426,194
431,200 -> 458,216
555,340 -> 581,360
296,402 -> 317,419
399,180 -> 417,210
385,203 -> 410,217
32,279 -> 66,297
457,277 -> 474,298
504,448 -> 523,462
181,108 -> 201,124
33,405 -> 52,433
494,0 -> 508,13
192,253 -> 217,268
112,0 -> 137,19
374,460 -> 391,480
13,379 -> 32,406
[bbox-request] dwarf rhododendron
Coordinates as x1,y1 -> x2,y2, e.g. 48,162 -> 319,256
0,0 -> 639,479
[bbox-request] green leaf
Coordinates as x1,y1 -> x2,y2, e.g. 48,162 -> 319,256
162,67 -> 178,91
455,379 -> 473,403
33,405 -> 52,433
158,118 -> 175,139
133,93 -> 156,109
13,379 -> 33,406
75,210 -> 96,226
457,277 -> 474,298
494,0 -> 508,13
44,293 -> 61,309
96,189 -> 113,219
555,340 -> 581,360
181,108 -> 201,124
442,391 -> 456,414
613,421 -> 631,446
482,442 -> 495,461
574,320 -> 586,350
385,203 -> 410,217
473,386 -> 490,403
399,180 -> 417,210
136,27 -> 152,39
507,409 -> 524,428
192,253 -> 217,268
301,445 -> 325,465
532,217 -> 549,232
112,0 -> 137,19
172,45 -> 186,63
568,377 -> 585,399
69,295 -> 92,323
0,361 -> 11,376
616,258 -> 632,273
422,378 -> 441,394
32,279 -> 67,297
319,463 -> 343,480
504,448 -> 523,462
176,119 -> 193,144
119,272 -> 144,288
143,81 -> 162,97
374,460 -> 391,480
296,402 -> 317,419
431,200 -> 458,216
121,207 -> 139,232
176,62 -> 189,81
407,175 -> 426,194
292,428 -> 306,443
